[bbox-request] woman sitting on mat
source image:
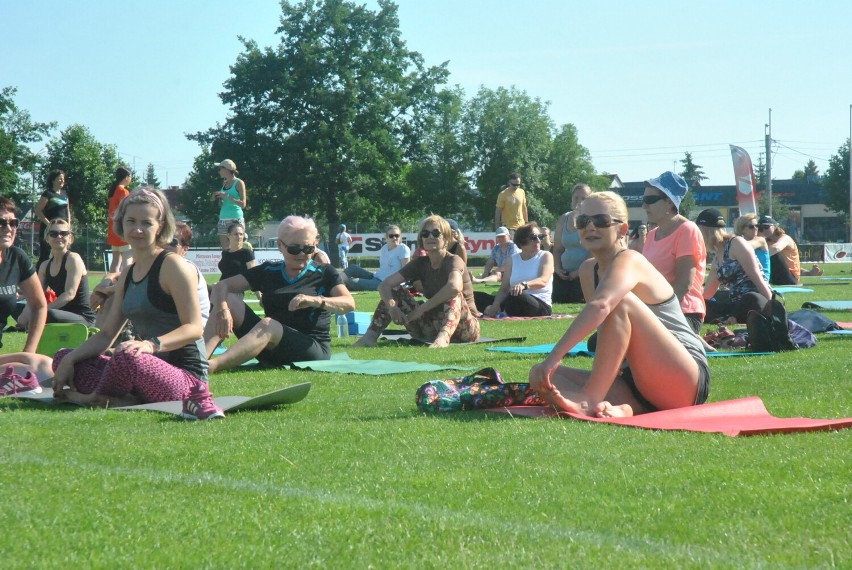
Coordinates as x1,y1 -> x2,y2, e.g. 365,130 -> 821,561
205,215 -> 355,371
640,171 -> 706,334
479,222 -> 554,317
344,224 -> 411,291
353,215 -> 480,348
528,191 -> 709,418
758,215 -> 802,285
0,196 -> 47,352
51,188 -> 225,419
696,208 -> 772,324
734,213 -> 770,284
16,218 -> 96,329
218,221 -> 258,306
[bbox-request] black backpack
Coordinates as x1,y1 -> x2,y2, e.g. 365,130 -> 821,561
747,297 -> 798,352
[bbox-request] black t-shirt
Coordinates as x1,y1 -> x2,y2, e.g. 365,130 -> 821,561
218,247 -> 255,281
0,246 -> 36,319
243,260 -> 343,344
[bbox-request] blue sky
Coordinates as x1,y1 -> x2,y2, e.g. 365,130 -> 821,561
4,0 -> 851,188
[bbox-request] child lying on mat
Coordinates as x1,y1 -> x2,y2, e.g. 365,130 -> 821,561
529,191 -> 710,418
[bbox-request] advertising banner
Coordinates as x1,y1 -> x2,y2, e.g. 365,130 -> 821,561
730,144 -> 758,216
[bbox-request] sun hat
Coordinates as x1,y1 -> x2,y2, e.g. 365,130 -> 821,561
215,159 -> 237,172
495,226 -> 510,236
445,218 -> 460,231
695,208 -> 726,228
644,171 -> 689,210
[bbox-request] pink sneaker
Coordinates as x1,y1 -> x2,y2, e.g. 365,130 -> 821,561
180,383 -> 225,420
0,365 -> 42,396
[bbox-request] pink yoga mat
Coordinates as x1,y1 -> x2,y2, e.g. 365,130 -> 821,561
486,397 -> 852,437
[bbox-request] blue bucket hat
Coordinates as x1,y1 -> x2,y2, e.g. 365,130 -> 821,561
644,171 -> 689,210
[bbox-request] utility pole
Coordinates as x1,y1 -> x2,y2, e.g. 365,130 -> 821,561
765,109 -> 772,217
848,104 -> 851,243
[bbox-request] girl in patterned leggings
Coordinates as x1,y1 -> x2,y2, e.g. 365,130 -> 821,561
51,188 -> 223,420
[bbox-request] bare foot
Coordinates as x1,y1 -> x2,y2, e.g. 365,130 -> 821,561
595,401 -> 634,418
429,331 -> 451,348
352,331 -> 379,347
540,387 -> 589,415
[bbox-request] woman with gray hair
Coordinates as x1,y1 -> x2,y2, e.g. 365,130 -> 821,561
206,215 -> 355,371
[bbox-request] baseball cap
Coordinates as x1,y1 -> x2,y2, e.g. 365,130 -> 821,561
695,208 -> 726,228
495,226 -> 510,236
757,215 -> 777,226
446,218 -> 460,231
215,159 -> 237,172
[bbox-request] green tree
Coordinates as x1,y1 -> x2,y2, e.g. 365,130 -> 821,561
0,86 -> 56,202
757,191 -> 791,227
679,151 -> 708,187
144,163 -> 161,187
823,138 -> 851,219
542,123 -> 603,215
462,86 -> 554,228
42,124 -> 123,230
188,0 -> 448,259
792,159 -> 820,182
754,153 -> 767,189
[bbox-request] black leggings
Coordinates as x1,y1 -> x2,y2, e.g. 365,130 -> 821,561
705,291 -> 768,324
474,292 -> 552,317
552,275 -> 584,303
769,253 -> 798,285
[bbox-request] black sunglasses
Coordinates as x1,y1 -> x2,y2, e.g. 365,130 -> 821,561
387,233 -> 400,239
420,229 -> 442,239
642,195 -> 667,205
575,214 -> 624,229
48,230 -> 72,238
282,243 -> 316,255
744,225 -> 758,230
758,224 -> 772,230
169,238 -> 180,247
0,219 -> 20,228
528,233 -> 547,241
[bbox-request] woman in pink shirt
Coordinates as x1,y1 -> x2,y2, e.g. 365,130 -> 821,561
639,171 -> 706,334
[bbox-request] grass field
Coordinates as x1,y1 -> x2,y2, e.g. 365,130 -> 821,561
1,265 -> 850,568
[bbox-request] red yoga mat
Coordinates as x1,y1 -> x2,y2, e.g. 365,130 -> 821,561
486,397 -> 852,437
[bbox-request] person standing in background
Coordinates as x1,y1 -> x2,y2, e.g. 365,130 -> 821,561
335,224 -> 353,269
494,172 -> 528,233
34,170 -> 71,266
107,166 -> 133,273
213,159 -> 247,251
552,183 -> 592,303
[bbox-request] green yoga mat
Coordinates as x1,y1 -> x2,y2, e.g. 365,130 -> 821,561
290,352 -> 474,375
487,342 -> 771,357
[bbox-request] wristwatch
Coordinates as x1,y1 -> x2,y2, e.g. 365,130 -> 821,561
149,337 -> 161,353
521,281 -> 529,290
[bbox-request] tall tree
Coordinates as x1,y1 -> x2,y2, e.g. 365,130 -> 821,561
462,86 -> 554,227
754,153 -> 767,189
188,0 -> 448,254
144,163 -> 161,187
42,124 -> 122,230
792,159 -> 820,182
0,86 -> 56,203
679,151 -> 708,187
823,138 -> 851,219
543,123 -> 605,215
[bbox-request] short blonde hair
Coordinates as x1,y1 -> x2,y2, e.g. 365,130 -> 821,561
416,215 -> 452,250
734,213 -> 758,236
114,187 -> 176,246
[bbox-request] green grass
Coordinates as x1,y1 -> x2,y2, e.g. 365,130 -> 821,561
1,267 -> 851,568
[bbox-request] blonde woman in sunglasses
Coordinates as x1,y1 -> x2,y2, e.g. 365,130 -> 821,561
17,218 -> 95,329
529,191 -> 709,418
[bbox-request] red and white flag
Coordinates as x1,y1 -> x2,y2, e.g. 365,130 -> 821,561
730,145 -> 758,215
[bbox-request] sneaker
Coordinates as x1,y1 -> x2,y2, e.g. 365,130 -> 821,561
180,383 -> 225,420
0,365 -> 42,396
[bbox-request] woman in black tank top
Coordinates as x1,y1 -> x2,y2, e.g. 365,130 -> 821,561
528,191 -> 709,418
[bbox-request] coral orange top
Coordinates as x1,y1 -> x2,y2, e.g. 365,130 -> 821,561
107,185 -> 130,246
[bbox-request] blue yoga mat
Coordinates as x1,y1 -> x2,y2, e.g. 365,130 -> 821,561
825,330 -> 852,336
487,342 -> 591,356
289,352 -> 474,375
772,286 -> 814,293
802,301 -> 852,310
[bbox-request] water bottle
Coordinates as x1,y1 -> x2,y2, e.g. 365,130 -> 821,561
336,314 -> 349,338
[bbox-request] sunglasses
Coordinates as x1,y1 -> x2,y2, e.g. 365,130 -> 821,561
758,224 -> 772,230
0,219 -> 19,229
282,243 -> 316,255
48,230 -> 72,238
510,182 -> 520,186
420,229 -> 442,239
744,225 -> 758,230
575,214 -> 624,229
387,234 -> 400,239
642,195 -> 667,205
528,233 -> 547,241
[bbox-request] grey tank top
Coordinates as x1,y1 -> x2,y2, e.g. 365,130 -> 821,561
123,251 -> 209,382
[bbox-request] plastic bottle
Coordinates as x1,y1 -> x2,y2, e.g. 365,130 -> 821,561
336,314 -> 349,338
